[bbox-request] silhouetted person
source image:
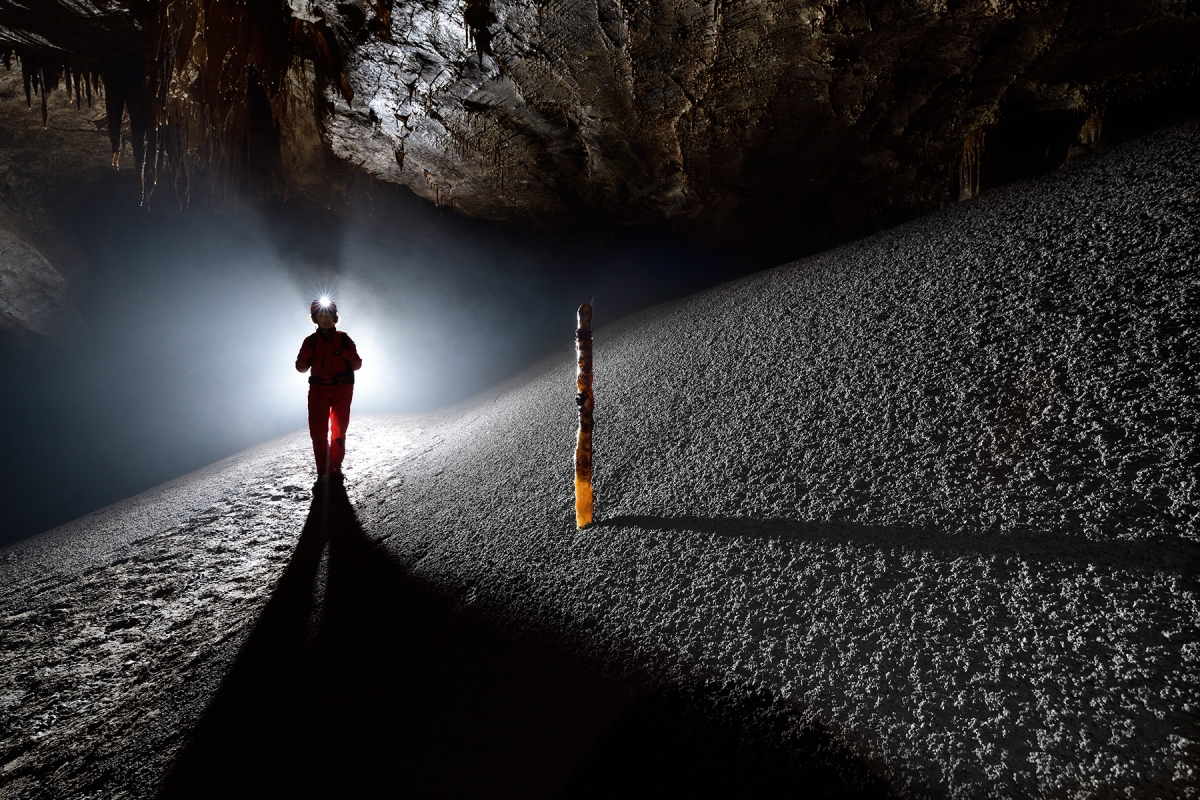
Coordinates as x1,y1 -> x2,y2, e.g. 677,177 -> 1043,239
296,297 -> 362,483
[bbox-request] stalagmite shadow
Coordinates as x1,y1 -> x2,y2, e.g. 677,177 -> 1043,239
601,515 -> 1200,575
158,489 -> 892,798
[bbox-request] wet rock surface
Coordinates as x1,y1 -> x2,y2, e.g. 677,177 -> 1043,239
0,423 -> 422,798
1,123 -> 1198,798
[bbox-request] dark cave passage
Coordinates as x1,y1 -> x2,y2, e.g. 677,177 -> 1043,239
156,484 -> 891,799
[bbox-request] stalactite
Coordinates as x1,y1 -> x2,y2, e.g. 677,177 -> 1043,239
1077,113 -> 1102,146
21,51 -> 31,106
959,127 -> 986,201
39,65 -> 48,127
139,0 -> 374,203
7,49 -> 104,133
3,1 -> 388,203
85,55 -> 149,180
464,0 -> 497,59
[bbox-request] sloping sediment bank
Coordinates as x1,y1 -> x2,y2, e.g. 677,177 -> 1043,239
0,420 -> 885,799
352,121 -> 1199,797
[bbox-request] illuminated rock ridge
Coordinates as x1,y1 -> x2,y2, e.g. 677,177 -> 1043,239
327,0 -> 1199,241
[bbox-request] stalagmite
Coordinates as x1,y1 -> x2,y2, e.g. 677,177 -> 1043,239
574,302 -> 594,528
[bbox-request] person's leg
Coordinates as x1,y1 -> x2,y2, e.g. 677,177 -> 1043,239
328,385 -> 354,472
308,386 -> 334,475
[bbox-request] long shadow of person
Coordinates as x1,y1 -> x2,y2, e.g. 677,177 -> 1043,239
157,484 -> 631,798
157,482 -> 447,797
158,486 -> 892,799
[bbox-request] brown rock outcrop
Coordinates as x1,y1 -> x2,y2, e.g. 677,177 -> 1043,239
0,0 -> 1197,318
325,0 -> 1199,243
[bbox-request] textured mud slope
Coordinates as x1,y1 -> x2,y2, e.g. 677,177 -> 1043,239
353,123 -> 1199,798
0,423 -> 423,799
1,421 -> 880,799
0,123 -> 1197,799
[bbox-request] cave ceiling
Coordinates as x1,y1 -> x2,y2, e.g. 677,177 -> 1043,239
0,0 -> 1198,330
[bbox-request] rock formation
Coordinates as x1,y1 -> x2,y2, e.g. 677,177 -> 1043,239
0,68 -> 110,333
0,0 -> 1197,332
0,2 -> 146,332
330,0 -> 1199,243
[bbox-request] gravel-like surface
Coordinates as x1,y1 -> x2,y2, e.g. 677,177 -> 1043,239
2,122 -> 1198,798
361,122 -> 1199,798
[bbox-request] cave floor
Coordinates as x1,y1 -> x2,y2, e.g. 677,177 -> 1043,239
0,418 -> 877,799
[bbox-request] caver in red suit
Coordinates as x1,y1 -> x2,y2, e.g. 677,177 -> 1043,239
295,298 -> 363,480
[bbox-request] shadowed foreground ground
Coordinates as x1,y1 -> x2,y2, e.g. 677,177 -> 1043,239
157,482 -> 888,798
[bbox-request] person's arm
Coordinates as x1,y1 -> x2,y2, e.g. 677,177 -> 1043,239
295,336 -> 314,372
338,334 -> 363,371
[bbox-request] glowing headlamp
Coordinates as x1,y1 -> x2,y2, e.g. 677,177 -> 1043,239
310,295 -> 337,319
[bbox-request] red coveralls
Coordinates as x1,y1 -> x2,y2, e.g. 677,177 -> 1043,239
295,329 -> 363,476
